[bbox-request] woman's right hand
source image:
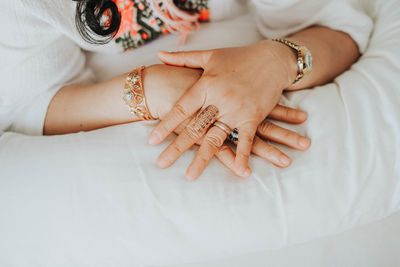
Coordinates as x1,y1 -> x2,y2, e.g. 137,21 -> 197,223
143,64 -> 203,120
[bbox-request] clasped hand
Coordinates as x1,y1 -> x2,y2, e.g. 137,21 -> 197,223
147,41 -> 310,180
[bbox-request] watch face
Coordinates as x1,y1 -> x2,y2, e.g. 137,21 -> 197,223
305,51 -> 312,70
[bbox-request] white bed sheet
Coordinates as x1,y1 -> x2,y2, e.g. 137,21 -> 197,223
176,210 -> 400,267
0,0 -> 399,266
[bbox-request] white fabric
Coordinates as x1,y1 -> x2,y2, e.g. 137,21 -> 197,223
176,211 -> 400,267
208,0 -> 248,21
0,0 -> 399,266
253,0 -> 373,53
0,0 -> 372,136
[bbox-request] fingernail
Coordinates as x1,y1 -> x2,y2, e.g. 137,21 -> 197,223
148,131 -> 160,145
299,137 -> 310,148
236,165 -> 246,176
280,156 -> 290,166
185,169 -> 196,181
244,167 -> 252,177
157,156 -> 169,169
185,173 -> 196,181
298,112 -> 307,120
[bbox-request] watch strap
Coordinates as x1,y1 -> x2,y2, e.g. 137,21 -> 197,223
272,38 -> 300,51
272,38 -> 304,84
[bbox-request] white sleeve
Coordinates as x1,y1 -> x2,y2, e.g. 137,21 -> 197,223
208,0 -> 249,21
0,2 -> 95,136
252,0 -> 373,53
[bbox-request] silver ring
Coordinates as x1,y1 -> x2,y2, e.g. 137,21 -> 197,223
213,121 -> 231,136
228,128 -> 239,142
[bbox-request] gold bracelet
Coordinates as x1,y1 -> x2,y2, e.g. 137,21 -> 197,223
272,38 -> 313,84
122,66 -> 156,121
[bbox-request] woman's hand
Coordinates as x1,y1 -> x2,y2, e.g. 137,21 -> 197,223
143,63 -> 309,180
173,105 -> 310,180
217,105 -> 310,172
143,64 -> 203,120
147,41 -> 299,179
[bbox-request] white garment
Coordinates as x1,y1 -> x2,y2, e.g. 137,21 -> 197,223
0,0 -> 372,136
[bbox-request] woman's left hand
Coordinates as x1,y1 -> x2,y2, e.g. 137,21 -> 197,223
172,104 -> 310,180
148,41 -> 298,179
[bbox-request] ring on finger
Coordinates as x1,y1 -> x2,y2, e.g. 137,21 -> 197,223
228,128 -> 239,142
185,105 -> 219,140
213,121 -> 231,136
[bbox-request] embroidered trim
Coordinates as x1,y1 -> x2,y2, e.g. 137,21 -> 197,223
112,0 -> 209,51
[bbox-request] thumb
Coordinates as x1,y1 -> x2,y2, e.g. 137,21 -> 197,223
158,50 -> 211,68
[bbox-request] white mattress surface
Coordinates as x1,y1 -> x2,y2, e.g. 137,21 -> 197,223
176,211 -> 400,267
0,0 -> 399,266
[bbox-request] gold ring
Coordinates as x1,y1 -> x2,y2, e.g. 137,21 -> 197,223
185,105 -> 219,140
213,121 -> 231,136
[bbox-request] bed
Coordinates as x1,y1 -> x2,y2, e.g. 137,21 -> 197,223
0,0 -> 399,266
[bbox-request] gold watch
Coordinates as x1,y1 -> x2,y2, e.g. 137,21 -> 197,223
272,38 -> 312,84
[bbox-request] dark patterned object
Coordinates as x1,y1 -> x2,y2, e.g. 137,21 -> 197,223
173,0 -> 209,12
113,0 -> 209,51
228,128 -> 239,142
114,0 -> 166,51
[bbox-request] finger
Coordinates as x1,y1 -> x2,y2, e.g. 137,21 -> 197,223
157,105 -> 219,169
251,136 -> 291,167
148,80 -> 205,145
215,144 -> 236,172
257,120 -> 311,150
185,126 -> 232,180
158,50 -> 212,68
234,123 -> 258,177
268,105 -> 307,124
215,144 -> 251,178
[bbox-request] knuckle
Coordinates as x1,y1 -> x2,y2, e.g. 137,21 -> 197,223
183,126 -> 202,140
264,145 -> 281,162
237,145 -> 252,158
252,136 -> 261,146
170,143 -> 184,155
255,107 -> 264,116
245,135 -> 254,144
284,131 -> 300,143
205,133 -> 224,148
194,156 -> 209,169
200,75 -> 215,88
157,123 -> 170,135
251,137 -> 262,152
217,147 -> 234,167
173,104 -> 188,119
265,144 -> 277,156
285,108 -> 291,120
237,151 -> 250,161
225,157 -> 235,168
218,144 -> 231,153
258,121 -> 274,135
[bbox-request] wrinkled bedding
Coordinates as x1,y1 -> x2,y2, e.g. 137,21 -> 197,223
0,0 -> 399,266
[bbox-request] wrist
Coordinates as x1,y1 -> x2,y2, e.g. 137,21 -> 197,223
142,65 -> 160,119
122,66 -> 156,121
142,64 -> 202,120
259,40 -> 298,90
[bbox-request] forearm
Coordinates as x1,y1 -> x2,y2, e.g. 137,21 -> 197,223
43,65 -> 202,135
43,74 -> 135,135
267,26 -> 360,91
